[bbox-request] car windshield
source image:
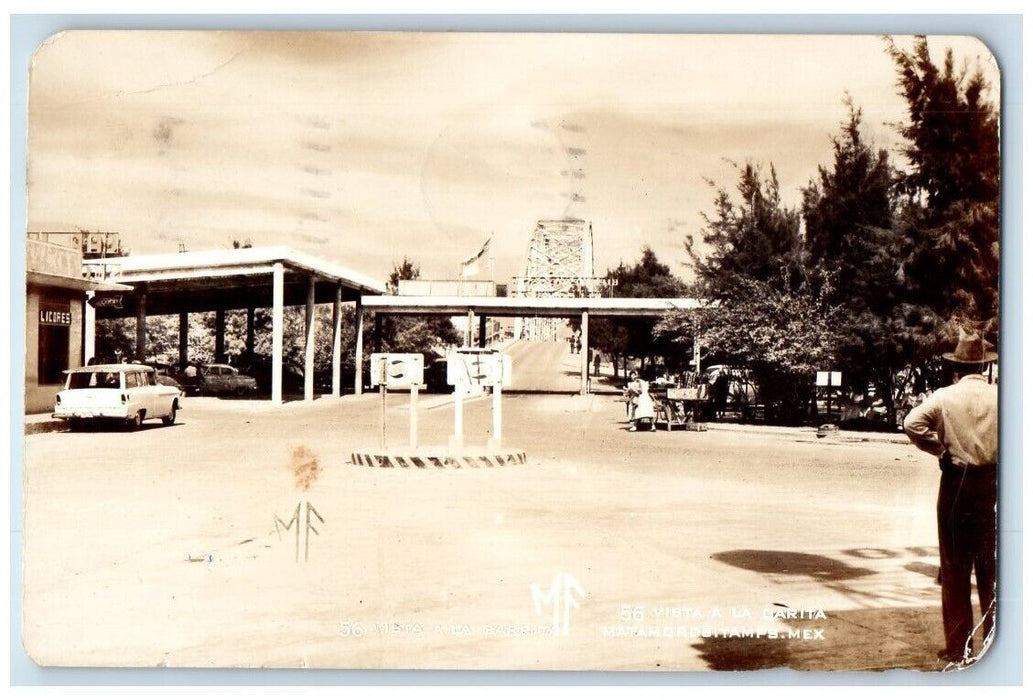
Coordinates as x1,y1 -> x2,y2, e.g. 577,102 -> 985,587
67,371 -> 122,389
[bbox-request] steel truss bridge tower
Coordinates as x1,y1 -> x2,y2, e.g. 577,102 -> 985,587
512,219 -> 605,341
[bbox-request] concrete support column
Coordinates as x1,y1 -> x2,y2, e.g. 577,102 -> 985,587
178,312 -> 189,370
214,309 -> 226,364
135,289 -> 147,361
353,300 -> 364,396
693,326 -> 701,374
246,307 -> 255,359
514,277 -> 524,339
271,263 -> 284,404
466,308 -> 475,347
580,310 -> 589,395
304,275 -> 316,402
479,315 -> 487,348
331,286 -> 342,397
84,291 -> 96,363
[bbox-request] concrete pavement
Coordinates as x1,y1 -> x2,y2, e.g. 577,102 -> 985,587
20,342 -> 954,672
21,388 -> 962,672
22,396 -> 911,445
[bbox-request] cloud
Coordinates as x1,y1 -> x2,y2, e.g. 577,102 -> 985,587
26,31 -> 999,287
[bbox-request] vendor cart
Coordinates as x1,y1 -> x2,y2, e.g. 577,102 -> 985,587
651,385 -> 709,431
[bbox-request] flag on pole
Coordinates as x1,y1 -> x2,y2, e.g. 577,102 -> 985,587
460,236 -> 491,277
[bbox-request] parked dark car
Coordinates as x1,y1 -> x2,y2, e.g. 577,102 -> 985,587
154,372 -> 186,395
143,361 -> 187,396
197,363 -> 259,397
424,357 -> 450,393
239,358 -> 305,395
314,357 -> 371,393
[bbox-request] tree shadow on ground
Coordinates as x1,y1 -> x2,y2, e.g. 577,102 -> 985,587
711,549 -> 878,582
691,605 -> 947,671
904,561 -> 941,580
700,548 -> 959,670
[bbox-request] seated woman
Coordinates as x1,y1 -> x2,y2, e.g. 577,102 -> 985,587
623,372 -> 638,421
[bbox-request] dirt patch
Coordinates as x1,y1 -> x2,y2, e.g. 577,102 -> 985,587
289,446 -> 321,491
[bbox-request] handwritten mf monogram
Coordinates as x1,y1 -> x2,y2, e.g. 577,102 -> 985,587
531,572 -> 586,636
275,501 -> 324,562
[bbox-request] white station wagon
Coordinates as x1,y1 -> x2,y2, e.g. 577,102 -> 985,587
53,363 -> 182,431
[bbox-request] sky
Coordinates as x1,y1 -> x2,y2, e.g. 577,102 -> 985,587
26,31 -> 999,288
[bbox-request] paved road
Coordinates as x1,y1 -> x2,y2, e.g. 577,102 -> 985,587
505,340 -> 582,393
21,385 -> 964,672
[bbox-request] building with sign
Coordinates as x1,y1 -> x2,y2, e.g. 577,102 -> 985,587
24,235 -> 130,413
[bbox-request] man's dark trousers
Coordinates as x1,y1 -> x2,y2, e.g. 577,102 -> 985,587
937,462 -> 997,659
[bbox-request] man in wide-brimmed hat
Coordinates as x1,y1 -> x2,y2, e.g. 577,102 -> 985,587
903,331 -> 998,667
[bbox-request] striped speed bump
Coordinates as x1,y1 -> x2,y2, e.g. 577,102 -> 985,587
350,449 -> 527,469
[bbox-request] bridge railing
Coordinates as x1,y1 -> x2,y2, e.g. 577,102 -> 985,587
510,276 -> 616,298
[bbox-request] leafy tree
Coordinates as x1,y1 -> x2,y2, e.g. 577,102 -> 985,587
386,258 -> 419,295
803,103 -> 897,291
801,104 -> 919,412
662,38 -> 1000,425
93,318 -> 135,362
673,162 -> 837,421
660,272 -> 841,422
380,257 -> 462,354
688,162 -> 804,297
885,35 -> 1000,340
589,247 -> 690,378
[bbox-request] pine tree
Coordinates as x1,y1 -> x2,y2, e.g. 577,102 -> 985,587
589,247 -> 690,378
674,162 -> 837,421
801,104 -> 916,410
381,258 -> 461,353
886,36 -> 1000,339
688,162 -> 803,299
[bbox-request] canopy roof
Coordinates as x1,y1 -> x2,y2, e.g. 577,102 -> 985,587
360,294 -> 704,318
87,246 -> 385,318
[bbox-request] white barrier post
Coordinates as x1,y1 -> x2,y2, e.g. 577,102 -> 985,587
409,383 -> 418,449
450,385 -> 464,450
379,360 -> 387,449
489,381 -> 502,450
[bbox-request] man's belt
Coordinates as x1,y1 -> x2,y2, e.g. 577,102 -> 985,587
939,452 -> 998,473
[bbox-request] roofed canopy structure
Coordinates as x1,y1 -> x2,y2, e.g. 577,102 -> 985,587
359,294 -> 704,395
85,247 -> 385,403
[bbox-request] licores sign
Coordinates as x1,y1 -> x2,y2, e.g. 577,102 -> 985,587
39,302 -> 71,326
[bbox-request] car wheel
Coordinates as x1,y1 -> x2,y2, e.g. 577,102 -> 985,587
68,418 -> 84,432
162,404 -> 177,426
128,411 -> 144,431
234,385 -> 248,397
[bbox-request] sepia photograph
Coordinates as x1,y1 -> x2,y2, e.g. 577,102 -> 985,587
18,27 -> 1005,675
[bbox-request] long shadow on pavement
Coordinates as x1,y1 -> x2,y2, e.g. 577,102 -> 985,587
699,547 -> 954,671
692,605 -> 946,671
712,549 -> 878,582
